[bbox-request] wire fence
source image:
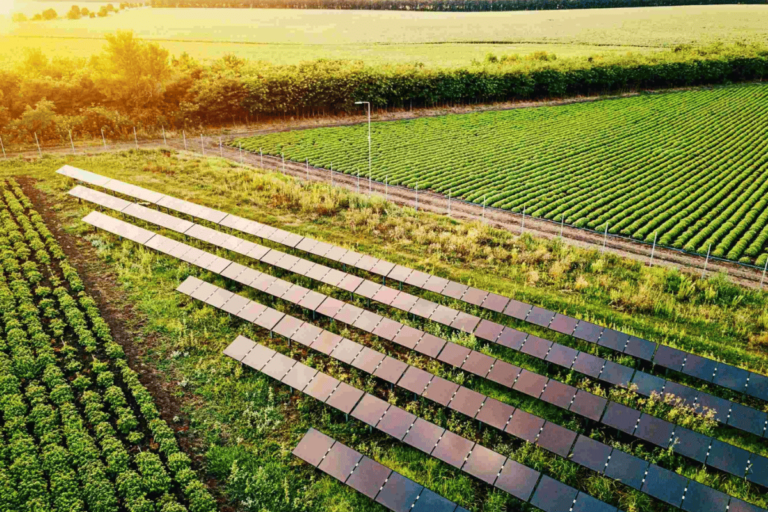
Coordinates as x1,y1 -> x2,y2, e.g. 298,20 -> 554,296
3,128 -> 767,289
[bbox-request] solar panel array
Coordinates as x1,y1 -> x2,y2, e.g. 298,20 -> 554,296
72,186 -> 768,443
179,276 -> 765,512
80,209 -> 768,490
225,334 -> 622,512
57,165 -> 768,408
293,428 -> 469,512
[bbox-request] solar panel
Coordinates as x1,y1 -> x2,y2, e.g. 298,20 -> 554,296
58,165 -> 112,186
281,285 -> 310,306
322,244 -> 347,261
712,364 -> 749,393
669,426 -> 710,463
411,489 -> 456,512
261,352 -> 296,380
387,265 -> 413,283
272,315 -> 303,339
264,278 -> 292,298
706,440 -> 749,477
475,397 -> 515,431
486,360 -> 521,388
695,392 -> 731,423
422,275 -> 449,294
462,444 -> 506,484
305,263 -> 331,282
460,351 -> 494,377
325,382 -> 364,414
527,306 -> 555,327
340,250 -> 363,267
318,441 -> 363,482
436,343 -> 471,368
601,401 -> 641,435
430,305 -> 459,326
223,335 -> 256,361
431,430 -> 474,469
372,286 -> 400,305
448,386 -> 485,418
333,303 -> 365,325
603,449 -> 648,490
403,418 -> 444,454
405,270 -> 431,288
630,371 -> 666,397
309,330 -> 343,355
634,414 -> 674,448
315,296 -> 345,318
482,293 -> 509,313
598,329 -> 629,352
461,287 -> 488,306
70,186 -> 132,212
746,454 -> 768,487
390,292 -> 419,312
569,390 -> 607,422
571,352 -> 605,379
352,347 -> 386,374
641,464 -> 687,508
393,325 -> 424,350
539,380 -> 578,410
729,500 -> 765,512
503,299 -> 531,320
512,370 -> 548,399
536,421 -> 577,457
569,434 -> 612,473
422,377 -> 460,406
572,321 -> 603,343
351,394 -> 390,427
281,362 -> 318,390
505,409 -> 545,443
372,318 -> 403,341
598,361 -> 635,388
345,456 -> 392,499
292,428 -> 336,466
747,372 -> 768,402
398,366 -> 433,395
369,259 -> 396,277
236,302 -> 266,322
319,268 -> 347,287
410,298 -> 439,319
190,281 -> 217,301
441,281 -> 469,300
241,344 -> 276,372
354,279 -> 382,299
530,475 -> 579,512
375,471 -> 423,512
681,480 -> 730,512
545,343 -> 579,369
340,274 -> 368,294
496,328 -> 527,351
726,402 -> 767,436
474,319 -> 505,342
353,310 -> 384,333
373,357 -> 408,385
682,354 -> 718,382
494,458 -> 540,502
298,290 -> 327,311
176,276 -> 203,295
570,493 -> 618,512
303,372 -> 340,402
520,336 -> 552,360
376,406 -> 416,440
653,345 -> 687,372
329,338 -> 364,364
414,334 -> 446,358
663,381 -> 699,407
549,314 -> 579,335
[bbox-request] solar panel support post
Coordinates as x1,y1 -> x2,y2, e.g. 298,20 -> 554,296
69,130 -> 75,155
183,130 -> 187,151
761,258 -> 767,289
702,244 -> 711,278
601,222 -> 609,254
34,132 -> 41,158
649,231 -> 657,267
134,127 -> 138,149
162,126 -> 167,146
0,136 -> 5,159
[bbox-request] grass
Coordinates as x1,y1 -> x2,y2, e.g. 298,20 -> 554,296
3,150 -> 768,511
2,5 -> 768,66
235,82 -> 768,265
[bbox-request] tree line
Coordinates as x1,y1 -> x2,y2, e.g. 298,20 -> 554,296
149,0 -> 767,11
11,3 -> 144,22
0,32 -> 766,148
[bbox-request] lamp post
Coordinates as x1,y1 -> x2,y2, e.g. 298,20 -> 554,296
354,101 -> 372,193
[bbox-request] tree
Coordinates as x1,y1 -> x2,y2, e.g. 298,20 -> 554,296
41,8 -> 58,19
10,99 -> 57,142
11,13 -> 28,22
98,6 -> 109,16
81,7 -> 90,15
66,6 -> 82,19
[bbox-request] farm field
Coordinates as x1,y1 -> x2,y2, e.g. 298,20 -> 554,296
3,151 -> 768,512
235,82 -> 768,266
2,5 -> 768,66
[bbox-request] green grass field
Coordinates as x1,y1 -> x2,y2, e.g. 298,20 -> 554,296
3,151 -> 768,512
234,83 -> 768,266
2,4 -> 768,66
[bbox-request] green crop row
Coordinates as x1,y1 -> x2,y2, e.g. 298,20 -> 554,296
234,83 -> 768,266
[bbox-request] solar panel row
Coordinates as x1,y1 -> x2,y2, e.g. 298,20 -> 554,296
70,184 -> 768,440
293,428 -> 468,512
226,335 -> 622,512
80,210 -> 768,488
181,278 -> 764,512
59,166 -> 768,408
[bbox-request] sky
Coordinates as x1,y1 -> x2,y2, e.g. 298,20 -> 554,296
0,0 -> 14,16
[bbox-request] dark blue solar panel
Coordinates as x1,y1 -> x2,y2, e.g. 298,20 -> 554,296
601,401 -> 641,435
569,435 -> 612,473
572,321 -> 603,343
496,328 -> 527,351
634,414 -> 674,448
681,480 -> 730,512
536,422 -> 577,458
726,402 -> 767,437
682,354 -> 717,382
505,409 -> 545,443
318,441 -> 363,482
346,456 -> 392,499
572,352 -> 605,379
375,472 -> 423,512
747,372 -> 768,402
729,499 -> 765,512
630,371 -> 666,397
598,329 -> 629,352
431,431 -> 474,469
599,361 -> 635,388
527,306 -> 555,327
545,343 -> 579,369
549,314 -> 579,336
530,475 -> 579,512
411,489 -> 457,512
462,444 -> 506,484
641,464 -> 687,508
653,345 -> 687,372
604,449 -> 648,490
670,427 -> 710,464
706,440 -> 749,477
571,492 -> 618,512
623,336 -> 657,361
663,381 -> 699,408
695,392 -> 731,423
569,390 -> 607,422
494,459 -> 540,502
746,454 -> 768,487
712,364 -> 749,393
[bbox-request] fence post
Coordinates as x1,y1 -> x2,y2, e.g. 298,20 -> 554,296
369,170 -> 372,196
239,142 -> 243,163
34,132 -> 42,158
69,130 -> 75,154
133,127 -> 138,149
447,189 -> 451,217
331,164 -> 333,187
601,222 -> 609,254
200,134 -> 205,155
260,148 -> 263,168
560,213 -> 564,237
282,153 -> 285,173
0,135 -> 5,159
183,130 -> 187,150
357,169 -> 360,194
219,137 -> 223,157
385,175 -> 388,202
649,232 -> 658,267
162,126 -> 167,146
761,259 -> 767,290
415,183 -> 419,211
521,205 -> 526,234
702,244 -> 711,278
482,195 -> 486,222
306,158 -> 309,181
101,128 -> 107,149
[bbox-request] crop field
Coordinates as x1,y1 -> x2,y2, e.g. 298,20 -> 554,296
235,83 -> 768,266
3,5 -> 768,66
3,151 -> 768,512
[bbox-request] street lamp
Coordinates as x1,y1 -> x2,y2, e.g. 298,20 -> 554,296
355,101 -> 372,193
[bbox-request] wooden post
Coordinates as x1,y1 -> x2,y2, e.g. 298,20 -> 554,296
702,244 -> 711,278
649,232 -> 658,267
761,258 -> 767,289
601,222 -> 609,254
183,130 -> 187,150
69,130 -> 75,154
133,127 -> 138,149
200,134 -> 205,155
0,135 -> 5,159
447,189 -> 451,217
162,126 -> 167,145
34,132 -> 42,157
